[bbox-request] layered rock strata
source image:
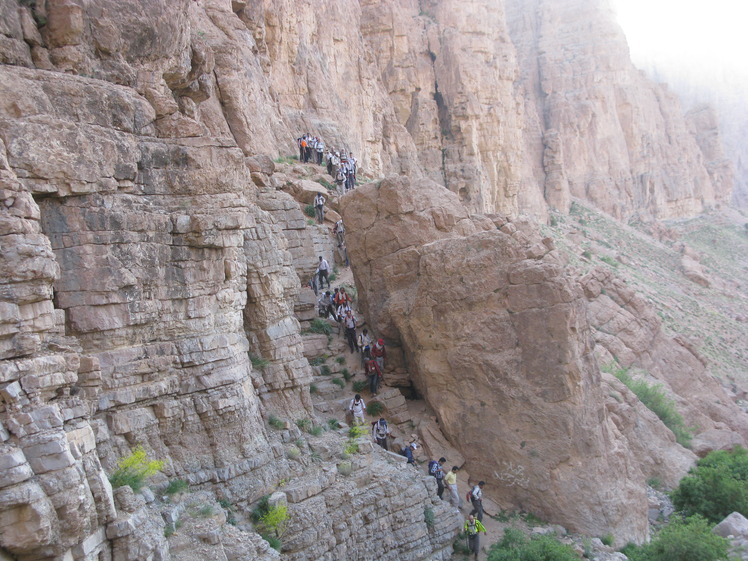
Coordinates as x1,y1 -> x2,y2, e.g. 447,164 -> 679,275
342,176 -> 653,541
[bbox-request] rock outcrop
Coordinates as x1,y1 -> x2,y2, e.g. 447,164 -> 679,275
342,176 -> 652,541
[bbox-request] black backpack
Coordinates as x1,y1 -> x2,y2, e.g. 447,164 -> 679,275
428,460 -> 438,476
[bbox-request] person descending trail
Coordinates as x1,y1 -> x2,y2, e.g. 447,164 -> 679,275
469,481 -> 485,521
348,394 -> 366,425
317,256 -> 331,289
428,457 -> 447,499
446,466 -> 461,508
364,356 -> 382,396
464,514 -> 487,560
400,442 -> 417,464
371,339 -> 386,372
371,417 -> 390,451
343,309 -> 358,353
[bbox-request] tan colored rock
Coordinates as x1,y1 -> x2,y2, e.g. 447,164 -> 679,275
343,176 -> 648,542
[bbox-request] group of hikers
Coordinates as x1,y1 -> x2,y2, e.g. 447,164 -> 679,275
301,137 -> 486,559
348,392 -> 487,559
297,133 -> 358,195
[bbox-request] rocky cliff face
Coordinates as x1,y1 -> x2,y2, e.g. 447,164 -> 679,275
0,0 -> 743,558
341,176 -> 745,542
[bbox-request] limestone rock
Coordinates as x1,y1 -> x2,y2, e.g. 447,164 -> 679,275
343,176 -> 648,542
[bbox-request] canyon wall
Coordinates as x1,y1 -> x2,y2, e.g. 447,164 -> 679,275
0,0 -> 743,558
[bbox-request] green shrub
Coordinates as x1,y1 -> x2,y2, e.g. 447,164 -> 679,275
336,356 -> 346,364
348,425 -> 367,439
260,504 -> 289,538
250,354 -> 270,369
304,204 -> 315,218
262,533 -> 282,551
341,368 -> 351,381
424,506 -> 435,530
309,356 -> 326,366
164,479 -> 189,496
647,477 -> 662,490
268,415 -> 285,430
338,461 -> 353,476
606,363 -> 692,447
332,377 -> 345,388
352,380 -> 367,393
487,527 -> 579,561
309,319 -> 332,335
622,515 -> 730,561
251,495 -> 271,522
309,425 -> 324,436
309,384 -> 318,394
671,446 -> 748,523
601,533 -> 614,547
343,441 -> 359,455
316,178 -> 335,191
218,498 -> 232,511
366,401 -> 385,417
198,505 -> 214,518
328,273 -> 337,282
286,446 -> 301,460
600,255 -> 619,268
327,418 -> 341,430
273,155 -> 297,164
320,365 -> 332,376
295,418 -> 311,432
109,446 -> 165,492
453,531 -> 471,555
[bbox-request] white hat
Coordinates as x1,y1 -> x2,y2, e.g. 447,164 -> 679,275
410,442 -> 418,449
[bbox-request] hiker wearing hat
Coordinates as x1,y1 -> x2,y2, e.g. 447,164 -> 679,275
401,442 -> 418,464
469,481 -> 486,521
371,338 -> 386,372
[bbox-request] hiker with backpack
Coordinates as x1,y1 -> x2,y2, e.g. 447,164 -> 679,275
348,394 -> 366,425
317,291 -> 335,319
358,328 -> 372,367
343,309 -> 358,353
445,465 -> 461,508
371,417 -> 390,450
364,356 -> 382,396
428,457 -> 447,499
464,514 -> 487,560
469,481 -> 485,521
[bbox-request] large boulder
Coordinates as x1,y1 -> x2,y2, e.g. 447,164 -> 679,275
343,176 -> 650,542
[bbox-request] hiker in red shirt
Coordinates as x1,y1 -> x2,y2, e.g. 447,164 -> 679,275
371,339 -> 386,372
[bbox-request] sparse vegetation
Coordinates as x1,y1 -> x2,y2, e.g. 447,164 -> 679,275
286,446 -> 301,460
309,356 -> 326,366
309,319 -> 332,335
250,353 -> 270,369
338,461 -> 353,476
352,380 -> 367,393
309,425 -> 324,436
487,527 -> 579,561
341,368 -> 351,381
600,533 -> 614,547
604,362 -> 692,447
295,418 -> 311,432
268,415 -> 285,430
424,506 -> 435,530
109,446 -> 165,492
600,255 -> 619,268
273,155 -> 297,164
304,204 -> 316,218
621,515 -> 730,561
320,365 -> 332,376
366,401 -> 385,417
327,418 -> 341,430
336,356 -> 346,364
309,383 -> 319,394
252,496 -> 288,551
671,446 -> 748,523
332,377 -> 345,388
164,479 -> 189,496
198,505 -> 214,518
316,178 -> 335,191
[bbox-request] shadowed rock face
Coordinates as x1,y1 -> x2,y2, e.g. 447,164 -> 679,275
342,176 -> 651,542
